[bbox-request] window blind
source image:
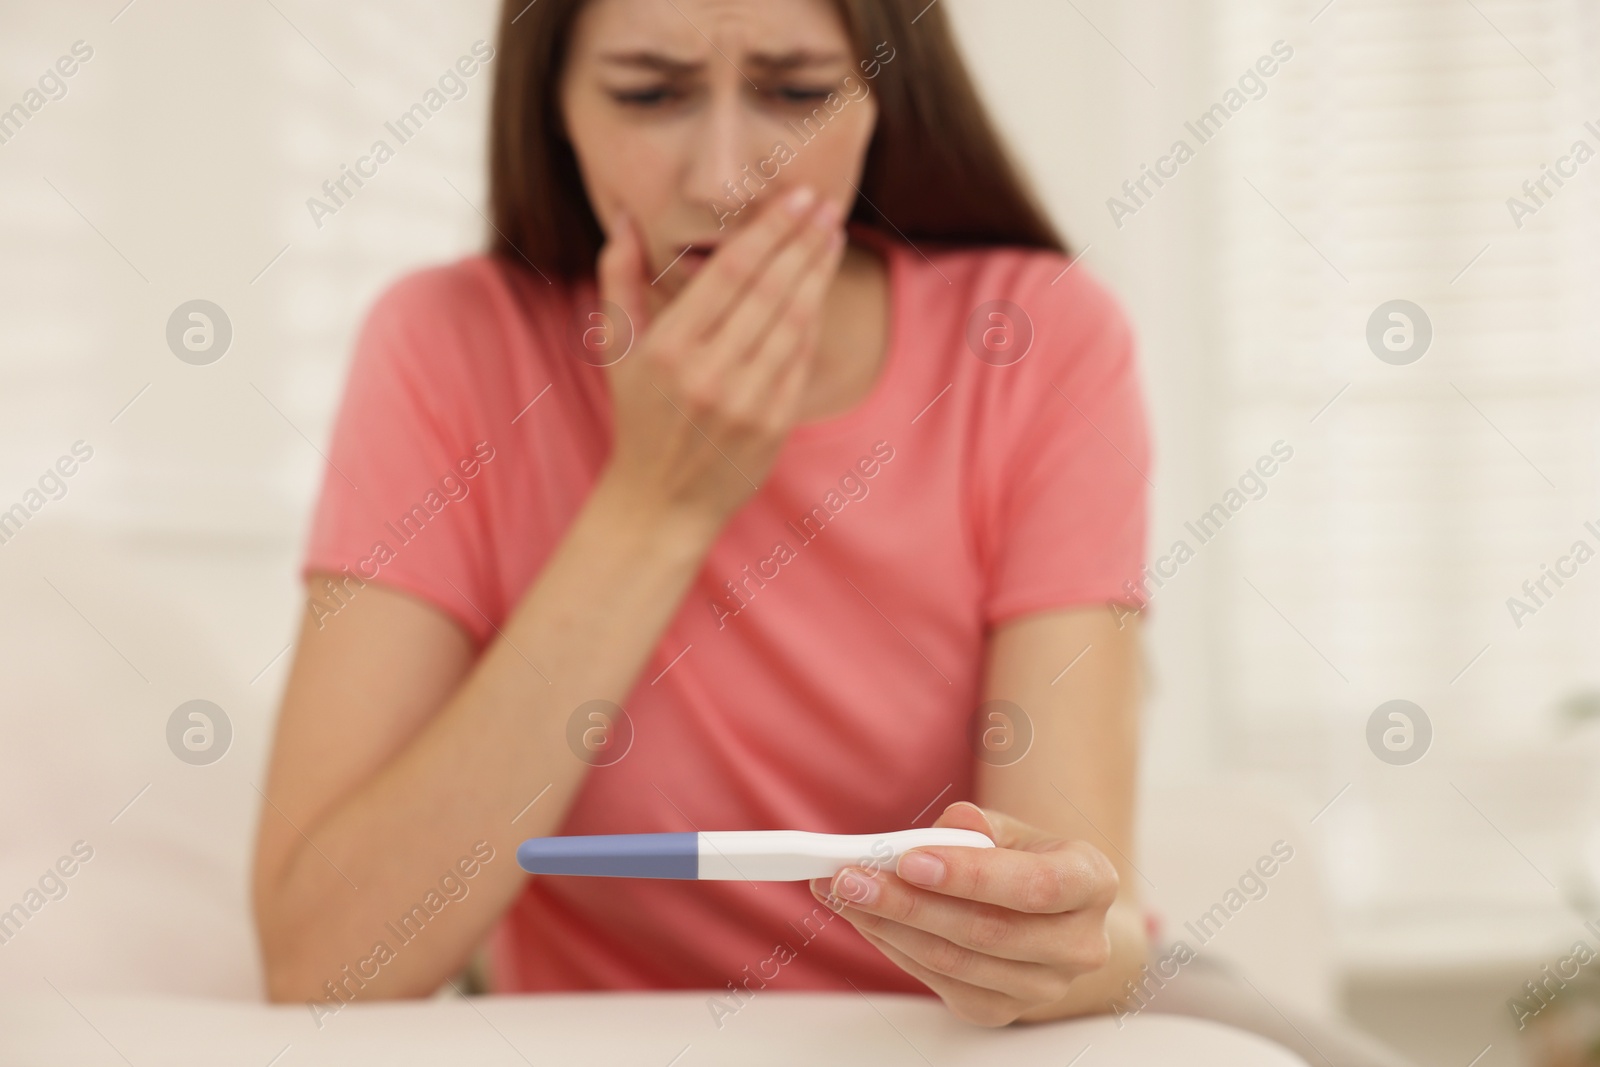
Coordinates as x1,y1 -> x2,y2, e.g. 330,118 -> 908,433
1204,0 -> 1600,916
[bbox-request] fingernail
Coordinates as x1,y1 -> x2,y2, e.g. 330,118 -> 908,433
812,198 -> 843,229
833,868 -> 879,906
898,851 -> 946,887
950,801 -> 994,835
785,186 -> 817,215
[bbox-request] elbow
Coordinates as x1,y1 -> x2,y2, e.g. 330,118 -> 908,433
256,912 -> 328,1005
263,957 -> 319,1006
252,875 -> 328,1005
255,907 -> 444,1006
252,848 -> 343,1005
250,854 -> 466,1005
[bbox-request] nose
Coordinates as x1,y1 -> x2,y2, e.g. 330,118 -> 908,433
682,82 -> 773,225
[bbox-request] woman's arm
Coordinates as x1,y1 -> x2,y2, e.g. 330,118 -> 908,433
253,484 -> 720,1003
813,605 -> 1147,1025
253,187 -> 848,1003
976,605 -> 1148,1019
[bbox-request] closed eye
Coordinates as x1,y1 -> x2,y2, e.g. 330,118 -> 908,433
770,86 -> 834,105
609,86 -> 683,108
607,84 -> 839,110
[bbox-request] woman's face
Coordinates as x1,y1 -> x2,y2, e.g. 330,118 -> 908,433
560,0 -> 878,295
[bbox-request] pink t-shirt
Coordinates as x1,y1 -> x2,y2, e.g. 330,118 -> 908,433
302,226 -> 1151,999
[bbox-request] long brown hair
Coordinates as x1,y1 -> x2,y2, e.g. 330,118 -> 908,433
486,0 -> 1067,280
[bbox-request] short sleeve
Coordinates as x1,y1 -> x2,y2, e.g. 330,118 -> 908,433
979,268 -> 1152,626
300,267 -> 502,646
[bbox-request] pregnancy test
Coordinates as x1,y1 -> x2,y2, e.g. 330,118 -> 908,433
516,828 -> 994,881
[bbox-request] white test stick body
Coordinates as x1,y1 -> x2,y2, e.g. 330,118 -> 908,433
696,828 -> 994,881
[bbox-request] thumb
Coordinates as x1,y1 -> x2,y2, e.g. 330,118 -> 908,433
932,802 -> 1055,853
932,801 -> 996,840
597,209 -> 648,340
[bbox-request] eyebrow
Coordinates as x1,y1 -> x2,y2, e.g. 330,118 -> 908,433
598,49 -> 848,75
747,49 -> 849,71
599,51 -> 703,75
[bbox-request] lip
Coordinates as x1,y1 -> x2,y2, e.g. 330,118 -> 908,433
679,250 -> 710,278
672,242 -> 718,278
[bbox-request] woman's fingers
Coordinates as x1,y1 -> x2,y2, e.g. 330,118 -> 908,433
723,224 -> 845,417
902,809 -> 1121,915
692,197 -> 842,389
855,928 -> 1033,1029
815,866 -> 1108,969
823,808 -> 1123,1026
597,209 -> 649,334
651,186 -> 821,349
932,800 -> 1057,855
846,913 -> 1076,1006
595,184 -> 850,523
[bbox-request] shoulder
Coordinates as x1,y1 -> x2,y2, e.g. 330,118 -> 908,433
357,255 -> 566,359
917,242 -> 1134,362
884,239 -> 1139,409
348,254 -> 580,400
894,242 -> 1148,476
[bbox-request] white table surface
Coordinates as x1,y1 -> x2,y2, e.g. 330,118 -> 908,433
3,989 -> 1310,1066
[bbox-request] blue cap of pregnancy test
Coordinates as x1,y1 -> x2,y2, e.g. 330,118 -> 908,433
517,831 -> 699,878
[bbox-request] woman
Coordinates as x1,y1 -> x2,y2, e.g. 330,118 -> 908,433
252,0 -> 1409,1060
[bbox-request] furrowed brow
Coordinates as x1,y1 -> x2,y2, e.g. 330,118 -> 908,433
598,51 -> 705,75
746,49 -> 848,72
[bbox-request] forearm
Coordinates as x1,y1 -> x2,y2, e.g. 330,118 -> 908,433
1017,898 -> 1149,1023
259,472 -> 722,1001
978,610 -> 1147,1023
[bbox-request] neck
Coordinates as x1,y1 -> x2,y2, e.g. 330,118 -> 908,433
802,239 -> 889,421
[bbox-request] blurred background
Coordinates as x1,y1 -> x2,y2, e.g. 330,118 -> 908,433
3,1 -> 1599,1063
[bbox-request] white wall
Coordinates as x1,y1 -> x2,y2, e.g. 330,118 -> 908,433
0,0 -> 500,997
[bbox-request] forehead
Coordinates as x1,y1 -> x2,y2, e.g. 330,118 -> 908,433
569,0 -> 854,65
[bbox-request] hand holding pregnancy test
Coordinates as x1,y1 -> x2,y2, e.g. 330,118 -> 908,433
523,802 -> 1125,1026
521,802 -> 1123,1027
